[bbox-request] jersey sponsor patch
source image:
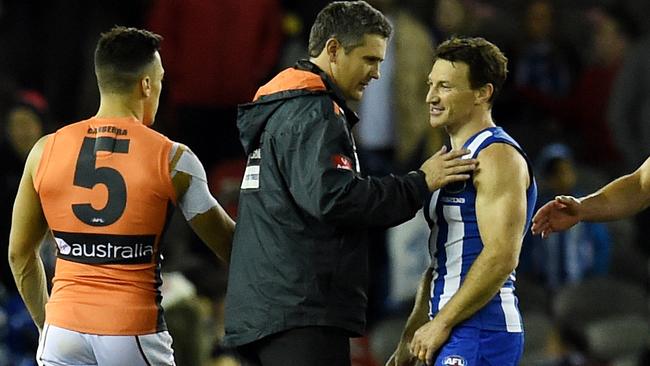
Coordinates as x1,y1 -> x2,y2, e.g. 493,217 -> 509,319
53,231 -> 155,264
241,148 -> 261,189
440,196 -> 466,204
443,355 -> 466,366
332,154 -> 353,171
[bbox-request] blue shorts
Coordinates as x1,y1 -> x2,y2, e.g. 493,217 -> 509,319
433,326 -> 523,366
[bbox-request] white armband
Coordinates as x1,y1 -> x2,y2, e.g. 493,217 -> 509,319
169,143 -> 218,221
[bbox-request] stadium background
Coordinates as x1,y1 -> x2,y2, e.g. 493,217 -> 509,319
0,0 -> 649,365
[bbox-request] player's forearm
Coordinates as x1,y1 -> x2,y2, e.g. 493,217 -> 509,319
9,249 -> 48,330
578,172 -> 650,222
190,206 -> 235,263
400,268 -> 433,341
433,251 -> 514,329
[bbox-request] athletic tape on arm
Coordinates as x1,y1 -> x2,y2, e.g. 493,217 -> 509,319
169,143 -> 218,221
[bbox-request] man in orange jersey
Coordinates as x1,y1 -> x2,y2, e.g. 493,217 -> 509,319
8,26 -> 235,366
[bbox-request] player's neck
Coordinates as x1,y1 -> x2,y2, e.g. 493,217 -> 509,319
448,112 -> 495,149
95,93 -> 143,123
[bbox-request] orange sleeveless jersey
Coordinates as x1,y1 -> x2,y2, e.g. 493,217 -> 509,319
34,117 -> 177,335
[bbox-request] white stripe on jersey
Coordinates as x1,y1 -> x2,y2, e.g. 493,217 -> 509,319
428,190 -> 441,319
499,287 -> 522,332
438,205 -> 464,310
428,190 -> 441,223
427,190 -> 441,265
466,130 -> 493,158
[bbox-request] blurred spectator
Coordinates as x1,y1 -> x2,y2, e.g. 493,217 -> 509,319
606,16 -> 650,259
514,0 -> 572,99
0,90 -> 50,293
1,294 -> 39,366
44,1 -> 149,124
276,0 -> 331,68
521,143 -> 611,291
360,0 -> 444,174
607,32 -> 650,174
497,0 -> 576,157
208,159 -> 247,219
520,4 -> 638,172
430,0 -> 472,40
0,0 -> 48,91
356,0 -> 444,328
556,4 -> 636,170
161,271 -> 205,366
147,0 -> 284,169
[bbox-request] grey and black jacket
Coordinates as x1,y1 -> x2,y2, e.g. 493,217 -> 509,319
223,60 -> 428,347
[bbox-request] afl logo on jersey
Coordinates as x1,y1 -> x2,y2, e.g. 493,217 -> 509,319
443,355 -> 466,366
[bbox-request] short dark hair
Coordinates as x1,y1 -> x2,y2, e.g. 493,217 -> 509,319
434,37 -> 508,103
308,1 -> 392,57
94,26 -> 162,93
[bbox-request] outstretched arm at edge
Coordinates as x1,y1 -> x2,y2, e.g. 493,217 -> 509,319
575,156 -> 650,221
9,135 -> 51,331
532,156 -> 650,237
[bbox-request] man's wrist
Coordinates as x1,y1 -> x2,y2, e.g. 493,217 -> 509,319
410,170 -> 429,196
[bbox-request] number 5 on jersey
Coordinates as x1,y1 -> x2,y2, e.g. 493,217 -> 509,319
72,137 -> 130,226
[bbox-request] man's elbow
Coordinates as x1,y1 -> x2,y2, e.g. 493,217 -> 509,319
8,238 -> 35,271
318,193 -> 353,226
484,250 -> 519,275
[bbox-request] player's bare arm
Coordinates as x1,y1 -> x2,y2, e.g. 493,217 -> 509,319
386,268 -> 433,366
170,143 -> 235,263
8,135 -> 51,331
532,155 -> 650,237
409,143 -> 529,365
577,155 -> 650,220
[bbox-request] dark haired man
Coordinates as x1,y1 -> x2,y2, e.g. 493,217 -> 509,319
9,26 -> 235,365
223,2 -> 477,366
388,37 -> 537,366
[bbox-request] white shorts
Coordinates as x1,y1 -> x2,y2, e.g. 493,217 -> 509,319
36,324 -> 175,366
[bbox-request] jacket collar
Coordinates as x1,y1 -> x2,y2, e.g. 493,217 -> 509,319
294,60 -> 360,126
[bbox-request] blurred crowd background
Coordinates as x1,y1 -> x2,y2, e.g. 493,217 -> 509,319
1,0 -> 649,365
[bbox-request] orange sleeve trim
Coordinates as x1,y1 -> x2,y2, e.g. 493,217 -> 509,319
33,134 -> 55,193
332,101 -> 342,116
161,138 -> 177,204
254,68 -> 326,101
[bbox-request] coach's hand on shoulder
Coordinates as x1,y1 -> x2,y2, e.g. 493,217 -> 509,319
419,146 -> 477,192
386,339 -> 417,366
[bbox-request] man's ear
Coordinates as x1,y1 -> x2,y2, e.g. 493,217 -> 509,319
325,38 -> 341,63
141,76 -> 152,98
475,83 -> 494,104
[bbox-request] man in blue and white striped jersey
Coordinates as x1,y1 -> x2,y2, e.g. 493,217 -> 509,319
388,36 -> 538,366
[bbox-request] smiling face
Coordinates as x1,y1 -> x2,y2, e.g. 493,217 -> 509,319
426,59 -> 478,130
330,33 -> 387,101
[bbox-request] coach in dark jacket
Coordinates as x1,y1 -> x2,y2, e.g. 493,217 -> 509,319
223,2 -> 477,365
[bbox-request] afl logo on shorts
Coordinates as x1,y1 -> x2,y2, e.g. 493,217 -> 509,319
443,355 -> 466,366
